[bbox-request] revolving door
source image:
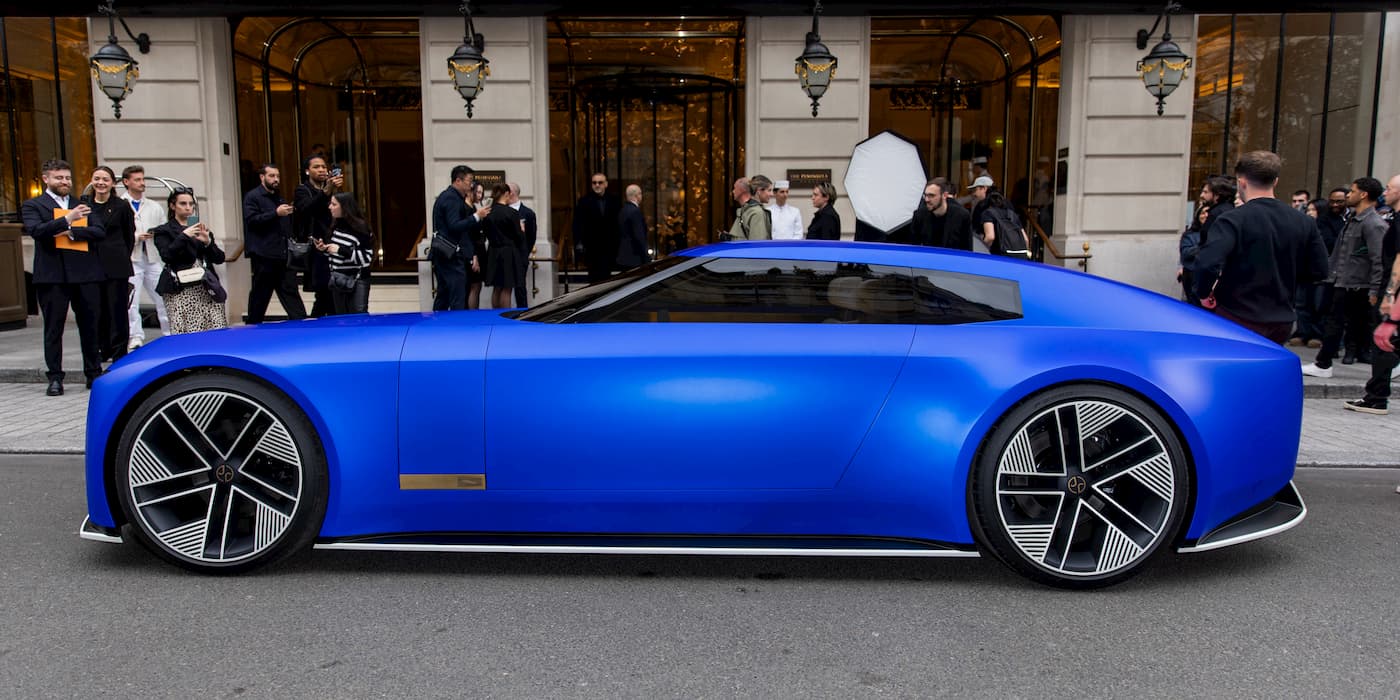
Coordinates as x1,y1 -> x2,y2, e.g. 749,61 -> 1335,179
561,72 -> 740,259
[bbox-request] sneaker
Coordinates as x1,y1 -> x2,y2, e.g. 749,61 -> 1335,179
127,338 -> 143,352
1301,362 -> 1333,378
1343,398 -> 1389,415
1286,337 -> 1304,346
1306,339 -> 1323,348
1395,484 -> 1400,494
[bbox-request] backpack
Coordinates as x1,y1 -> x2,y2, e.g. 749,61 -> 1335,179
987,207 -> 1029,257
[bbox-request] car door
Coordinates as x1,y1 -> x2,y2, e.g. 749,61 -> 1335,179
397,313 -> 494,483
483,257 -> 916,491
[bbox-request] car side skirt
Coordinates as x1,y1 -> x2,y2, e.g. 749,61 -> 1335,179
1177,481 -> 1306,554
313,534 -> 982,558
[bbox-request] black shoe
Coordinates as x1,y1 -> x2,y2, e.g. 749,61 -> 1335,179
46,379 -> 63,397
1343,398 -> 1389,415
1342,353 -> 1357,365
85,371 -> 105,389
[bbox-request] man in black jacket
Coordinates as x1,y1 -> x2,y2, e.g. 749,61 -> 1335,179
431,165 -> 488,310
1197,174 -> 1236,248
903,177 -> 972,250
1193,151 -> 1329,344
573,173 -> 621,283
616,184 -> 649,271
21,159 -> 107,396
294,155 -> 343,317
243,164 -> 307,324
509,182 -> 537,308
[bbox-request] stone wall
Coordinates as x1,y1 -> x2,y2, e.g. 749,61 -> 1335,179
1054,15 -> 1196,299
419,16 -> 554,309
744,16 -> 869,239
87,18 -> 247,318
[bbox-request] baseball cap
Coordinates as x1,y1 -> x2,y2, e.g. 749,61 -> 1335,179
968,176 -> 994,189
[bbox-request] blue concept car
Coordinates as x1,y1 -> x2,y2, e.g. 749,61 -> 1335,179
79,241 -> 1306,588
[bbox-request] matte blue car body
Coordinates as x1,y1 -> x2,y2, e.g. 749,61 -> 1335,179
84,242 -> 1302,548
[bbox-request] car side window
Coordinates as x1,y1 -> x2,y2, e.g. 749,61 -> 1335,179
588,257 -> 913,324
909,268 -> 1022,324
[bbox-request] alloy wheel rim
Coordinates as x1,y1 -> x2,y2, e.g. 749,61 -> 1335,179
995,399 -> 1176,577
126,390 -> 303,563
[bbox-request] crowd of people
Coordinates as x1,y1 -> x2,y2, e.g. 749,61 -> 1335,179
19,152 -> 380,397
1178,152 -> 1400,427
427,166 -> 537,311
559,167 -> 1034,287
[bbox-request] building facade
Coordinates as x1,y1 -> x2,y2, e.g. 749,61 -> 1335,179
2,6 -> 1397,319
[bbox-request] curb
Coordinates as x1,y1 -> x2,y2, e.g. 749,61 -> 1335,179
0,369 -> 47,384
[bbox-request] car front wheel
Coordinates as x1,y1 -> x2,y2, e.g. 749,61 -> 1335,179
970,385 -> 1190,589
113,373 -> 328,574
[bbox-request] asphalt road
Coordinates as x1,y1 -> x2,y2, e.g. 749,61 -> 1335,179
2,455 -> 1397,698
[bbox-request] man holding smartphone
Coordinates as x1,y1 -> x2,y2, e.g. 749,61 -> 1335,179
242,163 -> 306,324
294,155 -> 346,317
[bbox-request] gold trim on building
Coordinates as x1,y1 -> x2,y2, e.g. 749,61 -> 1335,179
399,474 -> 486,490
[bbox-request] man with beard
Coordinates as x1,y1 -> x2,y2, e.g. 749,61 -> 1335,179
21,159 -> 107,396
1197,175 -> 1236,248
242,163 -> 307,324
1316,187 -> 1349,253
573,173 -> 621,283
905,177 -> 972,250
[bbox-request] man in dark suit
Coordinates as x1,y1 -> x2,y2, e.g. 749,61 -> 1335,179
21,159 -> 107,396
573,172 -> 621,284
616,184 -> 649,271
243,163 -> 307,324
509,182 -> 537,307
431,165 -> 489,310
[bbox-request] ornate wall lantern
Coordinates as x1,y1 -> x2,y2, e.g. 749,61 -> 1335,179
794,0 -> 838,118
1136,1 -> 1192,116
448,1 -> 490,118
89,0 -> 150,120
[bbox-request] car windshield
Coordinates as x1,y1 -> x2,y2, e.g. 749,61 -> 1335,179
515,255 -> 691,323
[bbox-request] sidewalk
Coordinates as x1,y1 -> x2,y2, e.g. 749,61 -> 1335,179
0,316 -> 1397,465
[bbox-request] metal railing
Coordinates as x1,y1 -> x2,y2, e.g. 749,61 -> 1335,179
1025,207 -> 1091,272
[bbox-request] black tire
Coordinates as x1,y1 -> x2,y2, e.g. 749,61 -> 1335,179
969,384 -> 1190,589
113,373 -> 328,574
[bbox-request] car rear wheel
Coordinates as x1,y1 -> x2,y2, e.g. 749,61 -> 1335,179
970,385 -> 1190,589
113,374 -> 327,574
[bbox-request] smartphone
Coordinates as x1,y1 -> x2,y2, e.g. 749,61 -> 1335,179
330,167 -> 343,178
187,214 -> 200,226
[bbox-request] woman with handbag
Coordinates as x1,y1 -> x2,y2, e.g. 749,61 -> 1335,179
153,189 -> 227,334
316,192 -> 374,314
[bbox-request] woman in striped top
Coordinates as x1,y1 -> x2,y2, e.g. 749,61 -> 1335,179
315,192 -> 374,314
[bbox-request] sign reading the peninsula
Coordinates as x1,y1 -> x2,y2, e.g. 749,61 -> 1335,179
786,169 -> 832,189
473,170 -> 507,188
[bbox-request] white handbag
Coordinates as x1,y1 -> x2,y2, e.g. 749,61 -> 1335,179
174,266 -> 206,285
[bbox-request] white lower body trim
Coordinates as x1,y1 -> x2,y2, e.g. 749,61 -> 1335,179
78,516 -> 124,544
1177,482 -> 1308,553
314,542 -> 981,558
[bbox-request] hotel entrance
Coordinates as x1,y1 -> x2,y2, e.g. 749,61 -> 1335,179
231,18 -> 425,273
548,19 -> 745,264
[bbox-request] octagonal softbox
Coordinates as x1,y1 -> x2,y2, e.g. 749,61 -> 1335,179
843,130 -> 927,234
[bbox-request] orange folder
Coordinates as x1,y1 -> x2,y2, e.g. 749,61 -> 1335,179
52,209 -> 89,252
